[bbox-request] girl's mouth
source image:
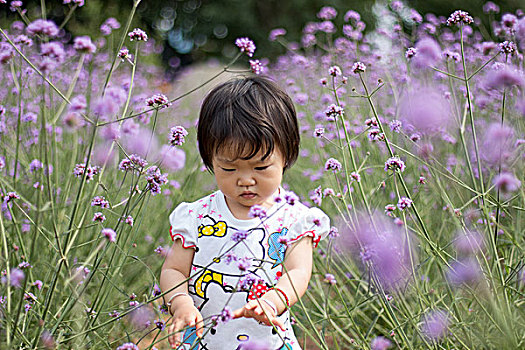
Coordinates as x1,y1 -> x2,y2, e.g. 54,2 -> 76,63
240,192 -> 256,199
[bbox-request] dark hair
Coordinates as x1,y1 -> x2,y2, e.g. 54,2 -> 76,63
197,76 -> 299,172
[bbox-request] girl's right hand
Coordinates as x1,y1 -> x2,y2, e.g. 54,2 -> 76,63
168,298 -> 204,349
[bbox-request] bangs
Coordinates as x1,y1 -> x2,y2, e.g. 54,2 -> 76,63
216,137 -> 275,162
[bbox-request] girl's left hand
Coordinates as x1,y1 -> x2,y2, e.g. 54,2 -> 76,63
232,299 -> 286,331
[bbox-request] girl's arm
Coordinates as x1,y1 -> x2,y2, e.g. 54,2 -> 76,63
233,236 -> 313,325
160,240 -> 203,347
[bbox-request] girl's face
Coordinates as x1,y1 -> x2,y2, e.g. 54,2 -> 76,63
212,147 -> 285,220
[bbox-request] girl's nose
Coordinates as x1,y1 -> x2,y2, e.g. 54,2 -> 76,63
237,173 -> 256,187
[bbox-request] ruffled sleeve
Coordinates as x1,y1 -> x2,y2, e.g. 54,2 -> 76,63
168,202 -> 198,250
286,207 -> 330,248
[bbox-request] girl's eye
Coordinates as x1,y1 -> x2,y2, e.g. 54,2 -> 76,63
220,167 -> 235,172
255,166 -> 269,171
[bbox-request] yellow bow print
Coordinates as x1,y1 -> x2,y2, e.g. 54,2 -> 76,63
198,221 -> 227,238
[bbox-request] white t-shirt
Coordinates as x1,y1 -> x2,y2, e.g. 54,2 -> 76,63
168,189 -> 330,350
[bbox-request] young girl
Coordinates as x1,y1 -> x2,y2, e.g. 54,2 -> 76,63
160,76 -> 330,349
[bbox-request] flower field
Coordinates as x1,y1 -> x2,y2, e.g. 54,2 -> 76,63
0,0 -> 524,349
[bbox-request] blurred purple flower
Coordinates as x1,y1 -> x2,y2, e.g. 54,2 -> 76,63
269,28 -> 286,41
284,191 -> 298,205
493,172 -> 521,193
446,258 -> 483,286
41,42 -> 65,61
238,340 -> 271,350
483,1 -> 500,14
125,215 -> 134,227
232,230 -> 248,242
116,343 -> 139,350
454,231 -> 485,255
248,205 -> 267,219
119,154 -> 148,173
484,65 -> 524,89
128,304 -> 154,329
344,10 -> 361,23
73,36 -> 96,54
92,212 -> 106,222
480,123 -> 516,166
398,87 -> 451,133
101,228 -> 116,243
342,213 -> 416,290
421,309 -> 449,340
499,41 -> 516,54
146,93 -> 171,109
317,6 -> 337,20
412,38 -> 441,68
2,268 -> 24,288
235,37 -> 256,57
73,163 -> 100,182
26,19 -> 59,37
40,330 -> 55,349
91,196 -> 109,208
371,336 -> 392,350
323,273 -> 337,285
157,145 -> 185,172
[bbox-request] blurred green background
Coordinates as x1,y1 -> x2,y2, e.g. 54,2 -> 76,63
1,0 -> 523,74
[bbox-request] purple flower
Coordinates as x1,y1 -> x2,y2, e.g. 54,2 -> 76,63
412,38 -> 441,68
483,1 -> 500,14
18,261 -> 32,269
217,306 -> 233,323
325,158 -> 342,172
232,230 -> 248,242
454,231 -> 485,255
325,104 -> 344,120
236,257 -> 251,272
484,65 -> 524,89
328,226 -> 339,238
344,10 -> 361,23
3,268 -> 24,288
248,205 -> 267,219
342,213 -> 415,290
351,61 -> 366,74
499,41 -> 516,54
350,172 -> 361,182
119,154 -> 148,172
125,215 -> 134,226
238,273 -> 262,291
384,156 -> 405,173
328,65 -> 342,77
323,273 -> 337,285
3,192 -> 20,203
116,343 -> 139,350
493,172 -> 521,193
118,48 -> 132,62
235,37 -> 256,57
101,228 -> 116,243
447,258 -> 482,286
284,191 -> 298,205
480,123 -> 516,166
33,280 -> 43,290
91,196 -> 109,208
128,28 -> 148,41
238,340 -> 271,350
249,59 -> 264,75
73,36 -> 96,54
40,330 -> 55,349
389,120 -> 402,133
169,126 -> 188,146
446,10 -> 473,26
398,87 -> 451,133
158,145 -> 186,172
29,159 -> 43,172
317,6 -> 337,20
73,163 -> 100,182
421,309 -> 449,340
368,128 -> 385,142
268,28 -> 286,41
314,127 -> 325,138
26,19 -> 59,37
145,166 -> 168,195
371,336 -> 392,350
128,304 -> 154,330
92,212 -> 106,222
146,93 -> 171,109
63,0 -> 85,6
397,197 -> 413,211
9,1 -> 22,11
154,319 -> 165,330
0,156 -> 5,169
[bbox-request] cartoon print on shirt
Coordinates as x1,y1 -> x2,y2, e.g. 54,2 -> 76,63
198,216 -> 227,238
267,227 -> 288,268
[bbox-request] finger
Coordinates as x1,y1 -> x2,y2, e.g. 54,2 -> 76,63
232,307 -> 245,319
168,322 -> 180,348
245,301 -> 257,310
270,317 -> 286,332
195,312 -> 204,338
254,305 -> 263,315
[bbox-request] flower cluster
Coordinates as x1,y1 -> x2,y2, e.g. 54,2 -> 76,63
231,230 -> 249,242
351,61 -> 366,74
26,19 -> 59,37
235,37 -> 256,57
324,158 -> 342,172
91,196 -> 110,208
249,60 -> 264,75
128,28 -> 148,42
325,104 -> 344,120
73,36 -> 96,54
397,197 -> 413,211
73,163 -> 100,182
169,126 -> 188,146
446,10 -> 474,26
384,156 -> 406,173
248,205 -> 267,219
118,154 -> 147,173
145,166 -> 168,195
328,65 -> 342,77
146,93 -> 171,109
101,228 -> 117,243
